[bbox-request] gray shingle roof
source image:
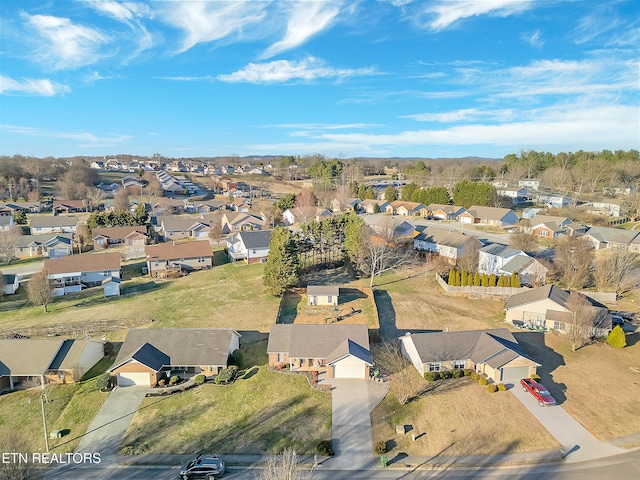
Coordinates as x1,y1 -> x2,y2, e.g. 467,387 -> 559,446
479,243 -> 522,258
0,339 -> 64,376
267,324 -> 370,359
504,285 -> 608,310
16,233 -> 73,248
501,255 -> 534,273
237,230 -> 272,249
585,226 -> 639,245
326,339 -> 373,365
29,216 -> 78,228
414,226 -> 476,249
307,285 -> 339,296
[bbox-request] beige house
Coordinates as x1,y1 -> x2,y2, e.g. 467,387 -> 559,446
145,240 -> 213,277
267,324 -> 373,379
413,226 -> 481,264
307,285 -> 340,306
400,329 -> 539,384
109,329 -> 241,387
92,226 -> 147,249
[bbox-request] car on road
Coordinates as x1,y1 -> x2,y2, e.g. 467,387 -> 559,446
521,378 -> 556,406
179,454 -> 225,479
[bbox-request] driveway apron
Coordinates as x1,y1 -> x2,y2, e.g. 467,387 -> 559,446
510,386 -> 625,463
324,379 -> 389,470
74,386 -> 148,459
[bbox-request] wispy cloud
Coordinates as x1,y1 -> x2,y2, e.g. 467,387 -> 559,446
21,13 -> 110,70
521,29 -> 544,48
422,0 -> 534,30
0,76 -> 70,96
402,108 -> 517,123
571,7 -> 635,47
84,71 -> 124,83
159,1 -> 267,54
0,124 -> 131,145
156,75 -> 216,82
218,57 -> 375,84
263,1 -> 341,58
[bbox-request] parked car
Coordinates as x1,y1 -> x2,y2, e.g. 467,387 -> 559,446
179,454 -> 225,479
521,378 -> 556,406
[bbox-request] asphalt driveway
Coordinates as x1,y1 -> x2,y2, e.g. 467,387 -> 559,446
322,378 -> 389,470
510,384 -> 625,463
75,386 -> 148,458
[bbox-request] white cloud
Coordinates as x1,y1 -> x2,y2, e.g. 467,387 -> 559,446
21,13 -> 110,70
0,124 -> 131,145
263,1 -> 341,58
0,76 -> 70,96
156,75 -> 217,82
218,57 -> 375,84
521,29 -> 544,48
160,1 -> 267,53
403,108 -> 517,123
425,0 -> 534,30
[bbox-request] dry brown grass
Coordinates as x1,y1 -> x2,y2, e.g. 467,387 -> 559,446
371,375 -> 560,456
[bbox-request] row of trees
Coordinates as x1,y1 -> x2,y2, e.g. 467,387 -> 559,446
447,269 -> 521,288
401,184 -> 450,205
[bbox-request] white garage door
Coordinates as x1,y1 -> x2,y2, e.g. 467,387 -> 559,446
460,216 -> 472,224
334,363 -> 365,379
117,372 -> 151,387
500,366 -> 530,383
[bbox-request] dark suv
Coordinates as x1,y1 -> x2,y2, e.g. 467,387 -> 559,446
179,454 -> 225,479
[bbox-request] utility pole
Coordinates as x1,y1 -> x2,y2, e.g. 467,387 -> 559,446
41,394 -> 49,452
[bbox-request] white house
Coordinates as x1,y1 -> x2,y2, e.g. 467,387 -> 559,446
226,230 -> 272,264
413,227 -> 481,264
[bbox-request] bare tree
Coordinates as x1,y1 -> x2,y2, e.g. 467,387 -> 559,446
0,427 -> 44,480
593,251 -> 640,295
456,243 -> 479,273
510,230 -> 538,253
528,258 -> 552,287
0,271 -> 6,301
27,270 -> 52,313
70,363 -> 85,383
0,229 -> 19,264
554,236 -> 593,289
256,448 -> 312,480
373,340 -> 420,405
208,220 -> 225,246
76,223 -> 90,252
564,292 -> 611,352
86,186 -> 104,210
295,189 -> 317,208
114,189 -> 130,213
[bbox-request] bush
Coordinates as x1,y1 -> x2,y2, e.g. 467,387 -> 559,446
451,369 -> 462,379
478,377 -> 488,386
439,370 -> 451,380
374,440 -> 387,455
530,374 -> 541,382
463,369 -> 474,377
316,440 -> 334,457
228,349 -> 244,367
470,372 -> 479,381
424,371 -> 439,382
157,379 -> 166,387
215,366 -> 238,384
169,375 -> 180,386
498,383 -> 507,391
103,341 -> 114,356
487,384 -> 498,393
194,374 -> 206,385
121,443 -> 149,456
95,373 -> 111,391
607,326 -> 627,348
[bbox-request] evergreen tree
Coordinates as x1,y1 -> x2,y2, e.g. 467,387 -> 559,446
365,186 -> 375,199
384,185 -> 398,202
402,183 -> 419,201
461,271 -> 468,286
607,326 -> 627,348
448,268 -> 455,285
357,184 -> 367,200
263,227 -> 300,296
473,272 -> 481,286
481,273 -> 489,287
489,273 -> 496,287
467,274 -> 473,286
455,271 -> 461,286
372,202 -> 381,213
497,275 -> 505,287
512,271 -> 521,288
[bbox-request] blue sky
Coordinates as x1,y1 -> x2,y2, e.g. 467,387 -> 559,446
1,0 -> 638,159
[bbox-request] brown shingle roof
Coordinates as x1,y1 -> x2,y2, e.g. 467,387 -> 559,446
30,216 -> 78,227
0,339 -> 64,376
144,240 -> 212,261
44,252 -> 121,275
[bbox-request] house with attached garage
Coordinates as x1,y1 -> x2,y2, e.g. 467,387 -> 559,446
14,233 -> 73,259
458,206 -> 519,228
53,200 -> 91,214
360,199 -> 390,214
226,230 -> 272,264
222,212 -> 267,233
385,201 -> 428,216
504,284 -> 611,335
267,324 -> 373,379
400,329 -> 539,384
0,338 -> 104,392
92,225 -> 147,249
426,204 -> 467,220
44,252 -> 121,296
145,239 -> 212,277
582,226 -> 639,251
29,216 -> 78,235
108,328 -> 241,387
413,226 -> 481,264
158,215 -> 211,241
497,187 -> 528,203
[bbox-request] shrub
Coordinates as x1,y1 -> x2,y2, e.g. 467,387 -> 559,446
439,370 -> 451,380
498,383 -> 507,391
607,326 -> 627,349
487,384 -> 498,393
478,377 -> 488,386
470,372 -> 479,381
103,341 -> 114,356
215,366 -> 238,384
424,371 -> 439,382
157,379 -> 166,387
316,440 -> 334,457
228,349 -> 243,367
169,375 -> 180,386
374,440 -> 387,455
194,374 -> 206,385
530,374 -> 541,382
95,373 -> 111,391
121,443 -> 149,456
451,369 -> 462,379
463,369 -> 474,377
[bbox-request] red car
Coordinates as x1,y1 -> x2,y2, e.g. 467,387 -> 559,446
521,378 -> 556,406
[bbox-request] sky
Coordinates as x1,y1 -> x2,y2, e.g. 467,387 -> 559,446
0,0 -> 638,159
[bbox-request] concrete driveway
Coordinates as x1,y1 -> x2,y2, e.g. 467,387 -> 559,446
75,386 -> 148,458
510,384 -> 625,463
322,378 -> 389,470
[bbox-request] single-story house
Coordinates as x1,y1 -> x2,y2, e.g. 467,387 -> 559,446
400,329 -> 539,384
362,215 -> 415,239
29,216 -> 78,235
221,212 -> 266,233
15,234 -> 73,259
587,200 -> 623,218
504,284 -> 612,335
583,226 -> 639,251
385,201 -> 428,217
158,216 -> 211,241
518,179 -> 542,191
145,239 -> 213,277
531,222 -> 566,239
459,206 -> 519,228
360,199 -> 390,214
194,200 -> 225,214
497,187 -> 528,203
53,200 -> 91,214
92,225 -> 147,249
226,230 -> 272,264
0,201 -> 41,214
44,252 -> 121,296
3,274 -> 20,295
109,328 -> 241,387
426,204 -> 466,220
330,198 -> 362,213
267,324 -> 373,379
282,207 -> 333,226
413,227 -> 481,264
307,285 -> 340,306
0,338 -> 104,391
0,216 -> 15,231
534,193 -> 573,209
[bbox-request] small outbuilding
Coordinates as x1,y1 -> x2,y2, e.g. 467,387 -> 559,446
102,277 -> 121,297
307,285 -> 340,306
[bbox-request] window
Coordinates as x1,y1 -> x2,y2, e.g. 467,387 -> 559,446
539,229 -> 549,237
277,353 -> 286,362
327,296 -> 333,304
554,321 -> 566,331
453,360 -> 466,369
428,363 -> 441,372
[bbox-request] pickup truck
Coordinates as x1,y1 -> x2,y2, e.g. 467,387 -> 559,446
521,378 -> 556,406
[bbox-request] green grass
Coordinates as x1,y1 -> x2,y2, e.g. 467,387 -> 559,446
122,366 -> 331,455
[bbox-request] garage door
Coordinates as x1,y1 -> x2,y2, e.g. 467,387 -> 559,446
117,372 -> 151,387
500,366 -> 530,383
334,363 -> 365,379
460,216 -> 473,224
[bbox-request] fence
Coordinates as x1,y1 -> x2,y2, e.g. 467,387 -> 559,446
435,273 -> 529,299
579,290 -> 617,304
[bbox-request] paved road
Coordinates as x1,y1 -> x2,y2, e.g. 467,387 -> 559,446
1,260 -> 44,277
510,385 -> 625,463
75,386 -> 148,458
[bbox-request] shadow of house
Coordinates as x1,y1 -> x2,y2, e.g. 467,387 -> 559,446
278,292 -> 303,324
373,290 -> 398,341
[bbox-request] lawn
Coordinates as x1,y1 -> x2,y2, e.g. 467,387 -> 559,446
372,373 -> 560,456
121,366 -> 331,455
